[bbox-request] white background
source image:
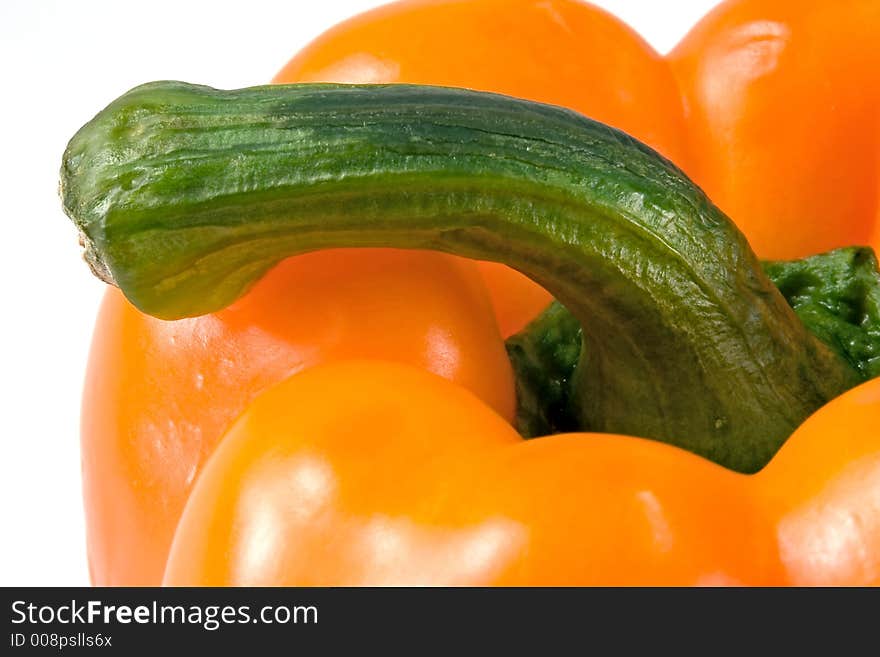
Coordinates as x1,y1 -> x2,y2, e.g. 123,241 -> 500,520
0,0 -> 717,585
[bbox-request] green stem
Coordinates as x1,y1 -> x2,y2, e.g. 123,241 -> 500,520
61,81 -> 860,472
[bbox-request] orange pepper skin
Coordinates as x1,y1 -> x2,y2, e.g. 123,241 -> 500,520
82,250 -> 514,586
81,0 -> 880,588
274,0 -> 688,335
165,364 -> 880,586
754,377 -> 880,586
669,0 -> 880,260
164,361 -> 777,586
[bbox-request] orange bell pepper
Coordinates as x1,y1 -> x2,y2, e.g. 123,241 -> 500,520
70,0 -> 880,588
162,361 -> 880,586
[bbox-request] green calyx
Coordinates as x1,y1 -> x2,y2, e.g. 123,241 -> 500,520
509,247 -> 880,472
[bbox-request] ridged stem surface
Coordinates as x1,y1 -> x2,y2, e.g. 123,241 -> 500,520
61,82 -> 860,471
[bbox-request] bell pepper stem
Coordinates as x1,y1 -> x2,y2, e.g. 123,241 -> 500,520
61,81 -> 861,471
